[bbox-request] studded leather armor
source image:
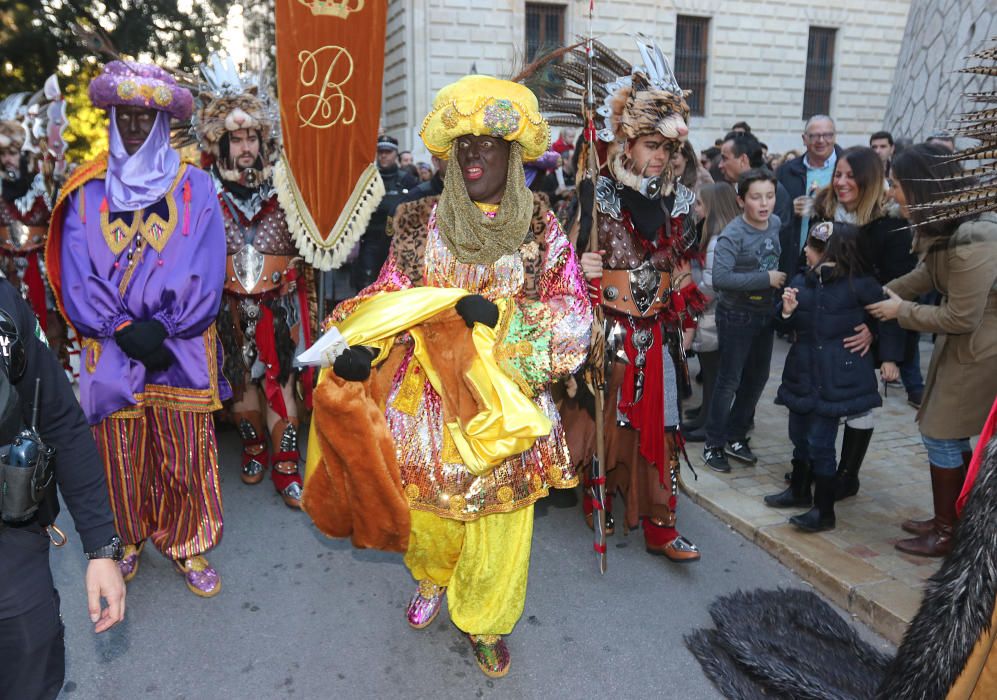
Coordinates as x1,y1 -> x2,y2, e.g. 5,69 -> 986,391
598,215 -> 676,272
222,204 -> 296,257
220,194 -> 299,297
0,193 -> 49,255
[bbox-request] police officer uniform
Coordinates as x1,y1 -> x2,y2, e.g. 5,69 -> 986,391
0,277 -> 120,700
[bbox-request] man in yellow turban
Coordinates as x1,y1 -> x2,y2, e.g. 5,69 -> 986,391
318,75 -> 591,677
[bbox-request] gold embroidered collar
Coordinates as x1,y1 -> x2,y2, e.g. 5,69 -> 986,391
101,165 -> 187,256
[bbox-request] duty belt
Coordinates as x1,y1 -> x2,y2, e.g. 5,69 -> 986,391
600,261 -> 671,318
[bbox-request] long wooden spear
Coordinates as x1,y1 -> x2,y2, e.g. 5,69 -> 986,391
582,0 -> 608,575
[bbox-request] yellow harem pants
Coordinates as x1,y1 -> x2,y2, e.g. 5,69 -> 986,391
404,505 -> 534,636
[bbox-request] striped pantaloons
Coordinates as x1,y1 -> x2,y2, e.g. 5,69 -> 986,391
92,407 -> 223,560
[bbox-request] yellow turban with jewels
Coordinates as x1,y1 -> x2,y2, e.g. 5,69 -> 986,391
419,75 -> 550,162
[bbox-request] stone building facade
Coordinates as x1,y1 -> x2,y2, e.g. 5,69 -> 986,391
382,0 -> 912,157
883,0 -> 997,142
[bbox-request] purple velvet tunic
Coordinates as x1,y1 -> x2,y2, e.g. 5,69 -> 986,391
59,164 -> 229,424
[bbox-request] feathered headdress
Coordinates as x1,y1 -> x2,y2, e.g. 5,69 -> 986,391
0,94 -> 30,151
539,35 -> 691,192
913,41 -> 997,224
188,54 -> 281,183
0,78 -> 67,179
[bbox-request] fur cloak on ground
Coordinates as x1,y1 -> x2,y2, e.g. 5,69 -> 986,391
685,588 -> 891,699
686,432 -> 997,700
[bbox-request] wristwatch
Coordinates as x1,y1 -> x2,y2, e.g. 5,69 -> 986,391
85,534 -> 124,561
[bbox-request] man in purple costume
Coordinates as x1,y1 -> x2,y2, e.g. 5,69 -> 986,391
47,61 -> 228,597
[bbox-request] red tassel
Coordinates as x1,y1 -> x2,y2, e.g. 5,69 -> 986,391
585,118 -> 597,143
182,181 -> 192,235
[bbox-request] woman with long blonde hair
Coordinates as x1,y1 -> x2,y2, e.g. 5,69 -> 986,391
683,182 -> 741,440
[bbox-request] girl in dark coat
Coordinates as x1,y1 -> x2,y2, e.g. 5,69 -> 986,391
764,222 -> 885,532
812,146 -> 921,501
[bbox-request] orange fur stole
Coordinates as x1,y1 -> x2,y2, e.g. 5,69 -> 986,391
302,310 -> 481,552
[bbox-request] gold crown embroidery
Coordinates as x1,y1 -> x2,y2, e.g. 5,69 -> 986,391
297,0 -> 364,18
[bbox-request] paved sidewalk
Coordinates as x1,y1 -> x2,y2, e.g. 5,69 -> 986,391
681,337 -> 943,645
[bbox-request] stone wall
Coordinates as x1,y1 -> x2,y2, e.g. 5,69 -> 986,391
883,0 -> 997,141
381,0 -> 912,157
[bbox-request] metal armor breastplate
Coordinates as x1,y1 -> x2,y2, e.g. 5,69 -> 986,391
233,244 -> 266,292
600,260 -> 671,318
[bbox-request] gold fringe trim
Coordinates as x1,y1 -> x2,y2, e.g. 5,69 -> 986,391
274,154 -> 385,272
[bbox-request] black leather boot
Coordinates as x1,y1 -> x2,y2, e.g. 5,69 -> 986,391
765,459 -> 812,508
790,475 -> 836,532
833,426 -> 874,501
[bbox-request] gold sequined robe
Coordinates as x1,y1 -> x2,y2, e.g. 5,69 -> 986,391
330,206 -> 592,520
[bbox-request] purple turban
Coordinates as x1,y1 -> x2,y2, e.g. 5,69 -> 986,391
88,61 -> 193,121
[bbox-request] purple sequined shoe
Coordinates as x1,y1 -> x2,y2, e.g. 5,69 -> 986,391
406,580 -> 446,629
467,634 -> 511,678
174,555 -> 222,598
118,542 -> 144,583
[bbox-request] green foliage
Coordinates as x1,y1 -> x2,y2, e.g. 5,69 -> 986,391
0,0 -> 230,160
63,66 -> 107,163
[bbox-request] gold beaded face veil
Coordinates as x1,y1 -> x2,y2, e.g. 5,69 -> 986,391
434,141 -> 533,265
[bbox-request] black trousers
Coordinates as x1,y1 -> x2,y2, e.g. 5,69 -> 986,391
0,591 -> 64,700
0,527 -> 65,700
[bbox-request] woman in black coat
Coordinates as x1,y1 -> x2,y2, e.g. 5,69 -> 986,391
811,146 -> 920,500
764,222 -> 884,532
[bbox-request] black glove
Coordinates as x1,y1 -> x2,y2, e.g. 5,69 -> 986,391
115,320 -> 168,360
141,345 -> 175,372
332,346 -> 375,382
455,294 -> 499,329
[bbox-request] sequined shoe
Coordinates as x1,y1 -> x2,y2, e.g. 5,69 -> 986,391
406,580 -> 446,629
118,542 -> 145,583
467,634 -> 510,678
174,555 -> 221,598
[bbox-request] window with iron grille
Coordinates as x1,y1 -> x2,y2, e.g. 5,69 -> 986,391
674,15 -> 709,116
525,3 -> 565,61
525,3 -> 565,97
803,27 -> 836,119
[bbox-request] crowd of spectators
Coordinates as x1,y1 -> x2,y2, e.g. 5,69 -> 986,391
680,117 -> 997,556
331,118 -> 996,559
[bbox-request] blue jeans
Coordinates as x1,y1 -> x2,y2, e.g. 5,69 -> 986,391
921,435 -> 972,469
705,306 -> 774,448
788,411 -> 841,477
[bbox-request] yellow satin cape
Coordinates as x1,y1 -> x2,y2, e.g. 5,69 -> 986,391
305,286 -> 552,481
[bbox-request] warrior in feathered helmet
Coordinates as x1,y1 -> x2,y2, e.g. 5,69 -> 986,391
190,53 -> 316,511
547,37 -> 707,563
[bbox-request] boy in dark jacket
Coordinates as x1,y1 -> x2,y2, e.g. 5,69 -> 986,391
764,222 -> 884,531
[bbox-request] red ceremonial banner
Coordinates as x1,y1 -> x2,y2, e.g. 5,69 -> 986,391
274,0 -> 387,270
